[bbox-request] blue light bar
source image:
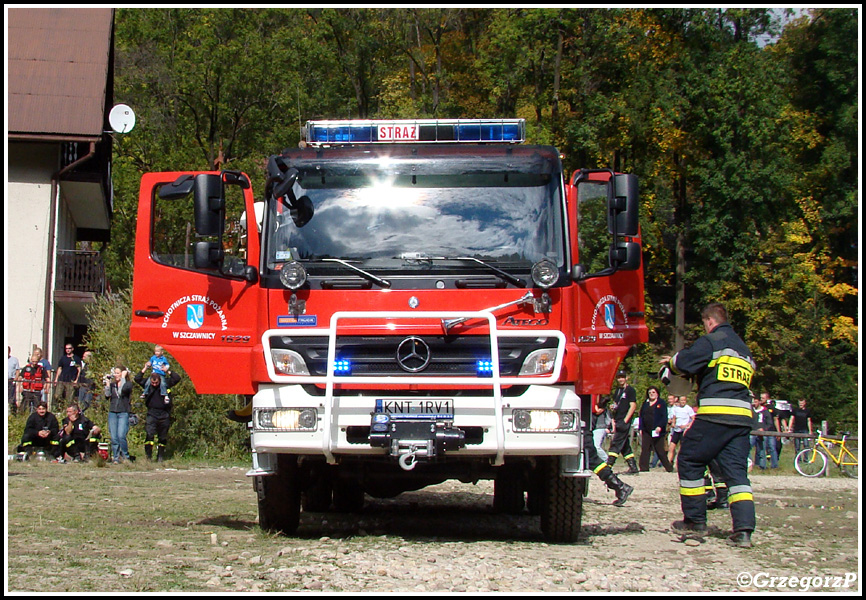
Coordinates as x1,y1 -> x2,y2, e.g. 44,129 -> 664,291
305,119 -> 525,146
333,359 -> 352,374
476,359 -> 494,377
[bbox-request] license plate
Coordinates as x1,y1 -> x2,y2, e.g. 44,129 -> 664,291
375,398 -> 454,419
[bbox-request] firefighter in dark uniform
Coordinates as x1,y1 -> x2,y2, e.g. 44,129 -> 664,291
606,370 -> 640,474
134,367 -> 181,462
18,401 -> 62,458
660,302 -> 756,548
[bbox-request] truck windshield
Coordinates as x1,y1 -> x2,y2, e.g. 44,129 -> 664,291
264,146 -> 566,276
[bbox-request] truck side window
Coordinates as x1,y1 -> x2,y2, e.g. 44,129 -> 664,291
152,181 -> 248,275
576,182 -> 610,274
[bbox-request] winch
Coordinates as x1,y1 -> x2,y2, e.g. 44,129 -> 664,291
368,413 -> 466,471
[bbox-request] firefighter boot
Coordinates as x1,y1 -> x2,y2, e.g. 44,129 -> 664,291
144,443 -> 153,461
727,531 -> 753,548
606,475 -> 634,507
156,445 -> 166,463
625,457 -> 640,475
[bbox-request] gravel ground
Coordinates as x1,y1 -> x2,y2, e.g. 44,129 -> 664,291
6,463 -> 860,593
244,469 -> 860,593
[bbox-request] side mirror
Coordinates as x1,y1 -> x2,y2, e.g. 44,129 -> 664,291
609,241 -> 641,271
193,241 -> 224,270
194,174 -> 225,236
610,174 -> 639,236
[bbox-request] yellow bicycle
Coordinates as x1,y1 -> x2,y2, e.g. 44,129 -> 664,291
794,433 -> 858,478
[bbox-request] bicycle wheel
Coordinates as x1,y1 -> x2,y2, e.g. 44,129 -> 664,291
840,443 -> 858,479
795,447 -> 827,477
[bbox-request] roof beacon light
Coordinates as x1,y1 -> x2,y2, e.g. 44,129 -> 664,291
305,119 -> 525,146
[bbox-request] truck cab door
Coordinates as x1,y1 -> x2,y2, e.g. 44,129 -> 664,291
567,170 -> 648,394
130,172 -> 262,394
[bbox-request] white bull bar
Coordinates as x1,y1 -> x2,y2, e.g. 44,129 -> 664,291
261,310 -> 567,466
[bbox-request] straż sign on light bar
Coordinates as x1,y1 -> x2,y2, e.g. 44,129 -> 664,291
378,124 -> 419,142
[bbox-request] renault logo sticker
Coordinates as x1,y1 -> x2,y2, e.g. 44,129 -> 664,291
396,337 -> 431,372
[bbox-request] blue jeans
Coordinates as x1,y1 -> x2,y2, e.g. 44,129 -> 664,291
751,434 -> 778,469
108,411 -> 131,460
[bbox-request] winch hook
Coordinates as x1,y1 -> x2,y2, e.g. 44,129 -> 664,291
398,451 -> 418,471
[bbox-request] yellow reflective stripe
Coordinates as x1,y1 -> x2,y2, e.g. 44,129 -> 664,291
728,492 -> 754,504
623,453 -> 635,460
680,487 -> 708,496
697,406 -> 754,418
593,462 -> 608,474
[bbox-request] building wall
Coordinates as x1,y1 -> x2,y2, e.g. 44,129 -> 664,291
6,143 -> 58,361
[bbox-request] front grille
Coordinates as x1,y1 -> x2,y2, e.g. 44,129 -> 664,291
269,335 -> 554,377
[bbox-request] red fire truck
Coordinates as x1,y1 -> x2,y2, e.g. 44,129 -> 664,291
130,118 -> 646,542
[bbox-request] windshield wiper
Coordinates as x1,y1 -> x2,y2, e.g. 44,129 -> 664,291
322,258 -> 391,289
398,253 -> 526,288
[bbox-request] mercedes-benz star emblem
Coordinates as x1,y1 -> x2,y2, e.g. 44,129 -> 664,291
396,337 -> 431,373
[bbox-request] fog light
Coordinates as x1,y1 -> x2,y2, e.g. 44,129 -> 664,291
257,408 -> 318,431
511,409 -> 578,432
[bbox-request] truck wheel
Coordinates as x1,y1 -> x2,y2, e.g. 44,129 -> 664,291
255,455 -> 301,535
539,457 -> 585,543
493,464 -> 526,514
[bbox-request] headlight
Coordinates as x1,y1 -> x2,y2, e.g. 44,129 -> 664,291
511,410 -> 578,432
256,408 -> 318,431
279,261 -> 307,290
519,348 -> 557,376
531,259 -> 559,288
271,349 -> 310,375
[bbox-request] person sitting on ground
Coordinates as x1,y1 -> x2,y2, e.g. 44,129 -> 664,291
58,404 -> 101,463
18,401 -> 62,459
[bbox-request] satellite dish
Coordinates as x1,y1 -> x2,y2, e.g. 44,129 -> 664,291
108,104 -> 136,134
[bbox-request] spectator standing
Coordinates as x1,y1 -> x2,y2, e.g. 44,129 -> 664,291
18,354 -> 49,414
639,386 -> 674,472
789,398 -> 814,453
667,395 -> 696,465
105,367 -> 134,464
77,351 -> 96,414
134,367 -> 181,462
9,346 -> 20,414
752,394 -> 779,469
32,348 -> 53,404
54,344 -> 81,406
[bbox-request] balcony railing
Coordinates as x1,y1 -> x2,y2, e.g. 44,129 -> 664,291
56,250 -> 105,294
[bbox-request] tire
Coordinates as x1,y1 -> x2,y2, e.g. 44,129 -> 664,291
493,464 -> 526,514
539,457 -> 585,543
841,443 -> 858,479
794,447 -> 827,477
255,454 -> 301,535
